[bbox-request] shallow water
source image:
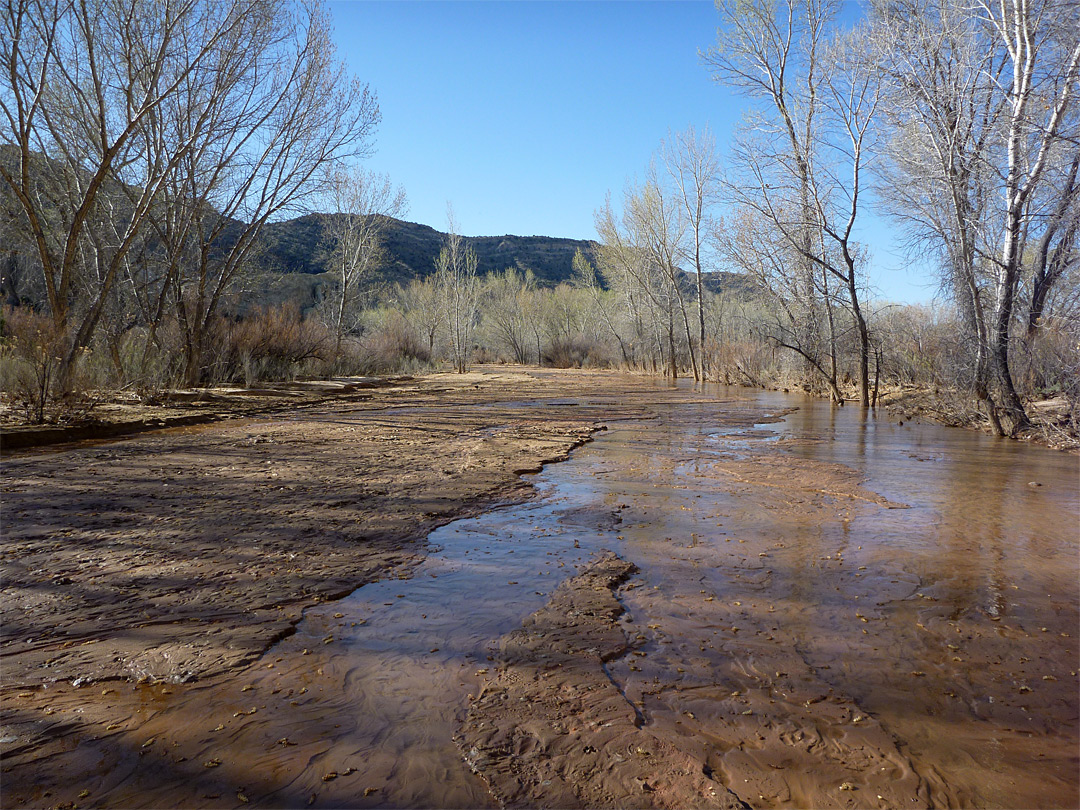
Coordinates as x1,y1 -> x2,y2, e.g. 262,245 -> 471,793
5,387 -> 1078,808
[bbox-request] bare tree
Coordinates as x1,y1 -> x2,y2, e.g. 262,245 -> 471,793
661,125 -> 722,380
977,0 -> 1080,431
435,210 -> 480,374
0,0 -> 379,389
483,266 -> 534,364
707,0 -> 882,404
716,203 -> 845,401
325,168 -> 407,353
811,30 -> 881,406
399,276 -> 442,357
0,0 -> 253,386
869,0 -> 1080,433
632,169 -> 700,379
152,0 -> 379,386
704,0 -> 833,304
572,248 -> 632,367
595,185 -> 692,379
868,0 -> 1003,424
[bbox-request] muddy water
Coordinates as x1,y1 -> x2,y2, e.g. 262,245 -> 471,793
4,388 -> 1077,809
598,393 -> 1078,808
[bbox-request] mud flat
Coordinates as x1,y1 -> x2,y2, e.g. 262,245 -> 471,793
2,370 -> 1077,809
0,370 -> 634,689
457,551 -> 749,810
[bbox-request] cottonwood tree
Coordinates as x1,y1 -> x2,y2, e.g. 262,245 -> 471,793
325,168 -> 407,354
979,0 -> 1080,430
717,203 -> 845,401
810,30 -> 880,406
595,185 -> 693,379
632,171 -> 700,380
704,0 -> 839,398
707,0 -> 879,405
435,212 -> 480,373
541,282 -> 593,364
0,0 -> 379,389
572,249 -> 633,367
151,0 -> 378,386
661,126 -> 722,380
1025,150 -> 1078,336
1,0 -> 250,387
399,276 -> 442,356
867,0 -> 1002,421
520,283 -> 548,366
868,0 -> 1080,433
483,267 -> 535,364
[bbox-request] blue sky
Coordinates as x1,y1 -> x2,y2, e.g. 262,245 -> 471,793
329,0 -> 935,304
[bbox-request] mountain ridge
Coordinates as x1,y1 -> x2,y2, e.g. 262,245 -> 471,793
257,213 -> 599,287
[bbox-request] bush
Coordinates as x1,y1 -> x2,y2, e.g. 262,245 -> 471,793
1,306 -> 63,422
543,336 -> 610,368
1014,318 -> 1079,400
0,306 -> 99,423
332,310 -> 430,375
206,304 -> 332,385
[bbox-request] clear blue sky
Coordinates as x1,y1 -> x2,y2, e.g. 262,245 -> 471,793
328,0 -> 934,304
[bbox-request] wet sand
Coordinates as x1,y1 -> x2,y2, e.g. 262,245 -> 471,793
2,370 -> 1077,809
0,370 -> 627,689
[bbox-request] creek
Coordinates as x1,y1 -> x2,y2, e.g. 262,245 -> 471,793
11,385 -> 1080,808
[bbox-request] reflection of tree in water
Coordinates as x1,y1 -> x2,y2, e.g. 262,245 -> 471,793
937,439 -> 1012,621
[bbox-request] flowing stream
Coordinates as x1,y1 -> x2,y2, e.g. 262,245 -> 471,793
8,387 -> 1078,808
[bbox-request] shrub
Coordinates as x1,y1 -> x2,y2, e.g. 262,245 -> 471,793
1,306 -> 66,423
209,304 -> 331,385
543,336 -> 610,368
356,311 -> 429,374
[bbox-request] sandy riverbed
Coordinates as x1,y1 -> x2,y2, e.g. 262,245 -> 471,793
2,368 -> 1076,809
1,370 -> 652,690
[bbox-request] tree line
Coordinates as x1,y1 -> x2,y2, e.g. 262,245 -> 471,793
2,0 -> 1077,440
597,0 -> 1077,437
1,0 -> 377,402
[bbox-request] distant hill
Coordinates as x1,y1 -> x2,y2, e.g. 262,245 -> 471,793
0,157 -> 759,312
255,213 -> 762,310
257,214 -> 599,287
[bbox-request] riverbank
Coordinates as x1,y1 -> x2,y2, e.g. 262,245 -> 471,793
4,367 -> 1075,454
0,369 -> 737,807
877,385 -> 1078,451
1,369 -> 651,690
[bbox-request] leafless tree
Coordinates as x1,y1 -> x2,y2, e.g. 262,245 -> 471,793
716,203 -> 845,401
2,0 -> 248,386
661,125 -> 722,380
399,276 -> 442,357
151,0 -> 378,386
325,168 -> 407,353
435,210 -> 480,374
868,0 -> 1080,433
867,0 -> 1002,422
595,185 -> 693,379
483,266 -> 534,364
1,0 -> 379,389
707,0 -> 882,404
631,169 -> 700,380
1025,149 -> 1078,337
572,248 -> 632,367
978,0 -> 1080,430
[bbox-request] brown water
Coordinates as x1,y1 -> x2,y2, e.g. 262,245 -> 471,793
5,387 -> 1077,808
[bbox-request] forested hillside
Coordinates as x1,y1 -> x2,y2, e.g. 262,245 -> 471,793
258,214 -> 599,287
